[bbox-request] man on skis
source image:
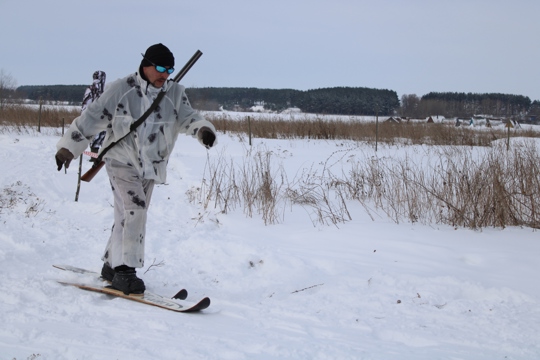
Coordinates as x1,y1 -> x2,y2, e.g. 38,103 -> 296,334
55,43 -> 217,295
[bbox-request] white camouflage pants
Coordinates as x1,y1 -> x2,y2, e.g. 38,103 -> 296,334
102,159 -> 155,268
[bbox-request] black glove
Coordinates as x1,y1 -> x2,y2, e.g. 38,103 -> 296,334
200,128 -> 216,148
55,148 -> 75,171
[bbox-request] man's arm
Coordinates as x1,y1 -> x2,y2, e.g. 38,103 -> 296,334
56,80 -> 122,163
176,86 -> 217,149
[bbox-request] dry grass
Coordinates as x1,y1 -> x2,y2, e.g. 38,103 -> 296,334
206,112 -> 540,147
338,142 -> 540,229
192,138 -> 540,229
192,147 -> 287,225
0,104 -> 79,129
2,105 -> 539,229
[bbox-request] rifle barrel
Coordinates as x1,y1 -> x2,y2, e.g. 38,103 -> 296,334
173,50 -> 203,83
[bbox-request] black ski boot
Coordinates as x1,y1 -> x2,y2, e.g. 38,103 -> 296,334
100,262 -> 115,283
111,265 -> 145,295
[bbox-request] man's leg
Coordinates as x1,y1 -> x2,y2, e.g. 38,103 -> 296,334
101,159 -> 154,294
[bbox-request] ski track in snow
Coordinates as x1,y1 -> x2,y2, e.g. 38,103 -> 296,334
0,124 -> 539,360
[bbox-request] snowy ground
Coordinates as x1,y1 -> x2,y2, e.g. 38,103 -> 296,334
1,122 -> 539,360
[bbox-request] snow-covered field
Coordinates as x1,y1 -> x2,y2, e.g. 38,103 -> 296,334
1,121 -> 539,360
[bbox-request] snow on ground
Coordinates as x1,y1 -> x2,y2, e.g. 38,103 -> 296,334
1,123 -> 539,360
207,109 -> 382,123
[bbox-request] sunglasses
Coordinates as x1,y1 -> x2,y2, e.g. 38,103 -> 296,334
141,53 -> 175,74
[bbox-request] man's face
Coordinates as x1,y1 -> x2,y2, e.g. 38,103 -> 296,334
143,66 -> 171,88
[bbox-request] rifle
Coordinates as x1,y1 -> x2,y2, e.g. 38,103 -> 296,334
80,50 -> 203,182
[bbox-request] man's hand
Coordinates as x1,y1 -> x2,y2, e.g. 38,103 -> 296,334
55,148 -> 75,171
200,127 -> 216,149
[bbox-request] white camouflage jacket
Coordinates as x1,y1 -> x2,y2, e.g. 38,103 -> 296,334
57,71 -> 216,184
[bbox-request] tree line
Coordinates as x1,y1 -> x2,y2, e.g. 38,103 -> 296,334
12,83 -> 540,119
16,84 -> 399,115
16,85 -> 87,104
401,92 -> 538,118
187,86 -> 399,115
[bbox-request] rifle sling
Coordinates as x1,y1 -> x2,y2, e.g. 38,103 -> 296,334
93,90 -> 166,167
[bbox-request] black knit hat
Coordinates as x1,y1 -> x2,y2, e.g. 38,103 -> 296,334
141,43 -> 175,68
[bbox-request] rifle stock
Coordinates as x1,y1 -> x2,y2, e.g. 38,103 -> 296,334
80,161 -> 105,182
79,49 -> 202,183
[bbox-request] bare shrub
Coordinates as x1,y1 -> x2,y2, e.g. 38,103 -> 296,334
414,142 -> 540,228
341,141 -> 540,229
196,145 -> 286,225
192,144 -> 352,226
1,181 -> 46,218
286,163 -> 352,227
191,136 -> 539,229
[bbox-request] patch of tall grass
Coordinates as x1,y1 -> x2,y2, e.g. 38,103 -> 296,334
2,105 -> 539,228
192,138 -> 540,229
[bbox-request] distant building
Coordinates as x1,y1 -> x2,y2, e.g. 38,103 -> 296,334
385,117 -> 401,124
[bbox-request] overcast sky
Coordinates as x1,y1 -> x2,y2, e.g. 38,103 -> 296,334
2,0 -> 540,101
